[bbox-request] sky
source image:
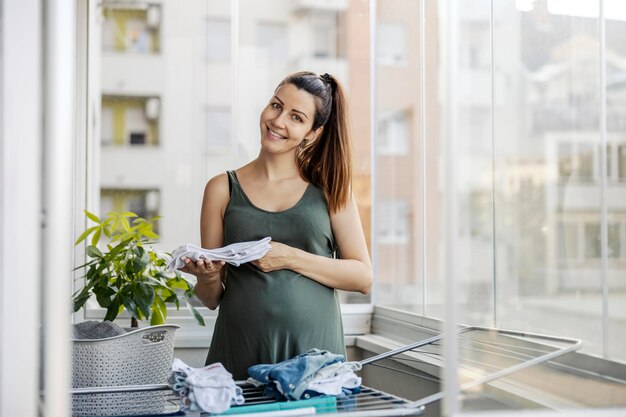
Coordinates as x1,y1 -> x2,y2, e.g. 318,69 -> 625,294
516,0 -> 626,21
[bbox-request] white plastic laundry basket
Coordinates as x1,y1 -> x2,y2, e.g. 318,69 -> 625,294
72,324 -> 179,417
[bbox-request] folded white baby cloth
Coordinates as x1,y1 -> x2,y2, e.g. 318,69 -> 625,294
167,237 -> 272,271
169,358 -> 244,414
305,361 -> 362,396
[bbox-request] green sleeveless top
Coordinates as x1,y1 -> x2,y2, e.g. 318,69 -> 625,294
205,171 -> 346,379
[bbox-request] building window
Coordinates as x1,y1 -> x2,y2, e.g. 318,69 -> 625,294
206,108 -> 231,154
558,218 -> 626,262
608,222 -> 622,259
101,96 -> 160,146
100,189 -> 160,230
206,19 -> 231,62
377,200 -> 409,245
377,111 -> 409,156
584,222 -> 601,260
311,11 -> 345,59
377,22 -> 408,66
256,22 -> 288,62
557,141 -> 598,183
557,221 -> 579,261
102,4 -> 161,54
619,144 -> 626,180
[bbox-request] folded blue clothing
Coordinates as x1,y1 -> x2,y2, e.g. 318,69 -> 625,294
247,348 -> 345,401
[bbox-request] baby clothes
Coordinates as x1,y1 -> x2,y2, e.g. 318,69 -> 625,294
305,361 -> 362,396
247,349 -> 361,400
167,237 -> 272,271
168,359 -> 244,414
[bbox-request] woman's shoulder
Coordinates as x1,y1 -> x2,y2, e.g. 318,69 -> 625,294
204,163 -> 250,200
203,172 -> 231,207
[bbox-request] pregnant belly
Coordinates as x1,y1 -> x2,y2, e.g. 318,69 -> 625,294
222,270 -> 339,332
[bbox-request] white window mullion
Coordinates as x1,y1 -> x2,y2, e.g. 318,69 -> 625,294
0,1 -> 43,416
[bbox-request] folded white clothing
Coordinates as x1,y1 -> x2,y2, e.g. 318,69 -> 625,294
167,237 -> 272,271
307,371 -> 361,396
170,359 -> 244,414
305,361 -> 362,396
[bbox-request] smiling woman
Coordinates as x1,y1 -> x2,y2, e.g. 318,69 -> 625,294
179,71 -> 373,379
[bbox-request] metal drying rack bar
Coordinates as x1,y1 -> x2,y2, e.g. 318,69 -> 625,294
357,326 -> 582,408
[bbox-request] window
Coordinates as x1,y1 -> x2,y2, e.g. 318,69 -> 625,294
310,11 -> 345,59
584,222 -> 601,259
256,22 -> 288,62
76,1 -> 626,404
100,189 -> 160,229
617,145 -> 626,181
377,22 -> 407,66
206,19 -> 230,62
102,3 -> 161,54
101,96 -> 160,146
377,111 -> 409,156
608,222 -> 622,259
205,108 -> 231,154
376,200 -> 409,245
557,221 -> 579,261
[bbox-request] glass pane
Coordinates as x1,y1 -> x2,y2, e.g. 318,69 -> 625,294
608,222 -> 620,259
578,143 -> 595,182
374,0 -> 424,309
494,0 -> 603,360
449,0 -> 494,327
102,4 -> 161,54
606,0 -> 626,362
97,0 -> 232,267
557,221 -> 579,261
619,145 -> 626,179
206,19 -> 231,62
584,222 -> 601,259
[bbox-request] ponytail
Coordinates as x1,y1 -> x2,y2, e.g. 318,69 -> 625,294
278,71 -> 353,213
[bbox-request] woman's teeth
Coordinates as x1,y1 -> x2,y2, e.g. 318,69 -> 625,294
269,129 -> 285,139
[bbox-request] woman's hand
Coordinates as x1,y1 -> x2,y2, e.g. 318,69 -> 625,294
180,258 -> 225,283
252,242 -> 295,272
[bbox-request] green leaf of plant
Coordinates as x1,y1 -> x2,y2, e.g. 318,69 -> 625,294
93,286 -> 115,308
91,227 -> 102,246
74,225 -> 99,246
163,293 -> 177,303
84,210 -> 101,223
185,300 -> 205,327
133,282 -> 155,319
150,296 -> 167,325
104,297 -> 121,321
86,245 -> 103,258
73,288 -> 91,312
167,278 -> 191,291
123,297 -> 141,321
141,228 -> 159,240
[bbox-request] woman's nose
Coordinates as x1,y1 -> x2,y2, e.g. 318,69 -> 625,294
271,111 -> 288,128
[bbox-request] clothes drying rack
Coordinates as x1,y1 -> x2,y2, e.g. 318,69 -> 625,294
71,326 -> 581,416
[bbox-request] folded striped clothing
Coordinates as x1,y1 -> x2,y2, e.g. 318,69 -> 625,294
167,237 -> 272,271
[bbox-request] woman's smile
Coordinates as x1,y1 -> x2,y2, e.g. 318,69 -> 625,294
266,126 -> 287,140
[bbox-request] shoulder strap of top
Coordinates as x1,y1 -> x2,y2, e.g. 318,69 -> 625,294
226,170 -> 237,195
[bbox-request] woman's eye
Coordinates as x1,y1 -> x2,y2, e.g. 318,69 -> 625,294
292,114 -> 302,122
271,103 -> 281,110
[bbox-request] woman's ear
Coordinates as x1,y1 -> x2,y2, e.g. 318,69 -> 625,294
305,126 -> 323,141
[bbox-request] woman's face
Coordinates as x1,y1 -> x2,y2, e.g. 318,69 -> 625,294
259,83 -> 321,153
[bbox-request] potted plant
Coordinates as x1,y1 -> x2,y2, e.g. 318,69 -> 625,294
72,210 -> 204,328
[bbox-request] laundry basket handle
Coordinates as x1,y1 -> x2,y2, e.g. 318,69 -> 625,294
125,324 -> 180,346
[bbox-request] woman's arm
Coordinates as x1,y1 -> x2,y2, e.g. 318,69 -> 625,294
252,194 -> 373,294
181,173 -> 229,310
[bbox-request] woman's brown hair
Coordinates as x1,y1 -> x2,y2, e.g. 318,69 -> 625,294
277,71 -> 352,213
